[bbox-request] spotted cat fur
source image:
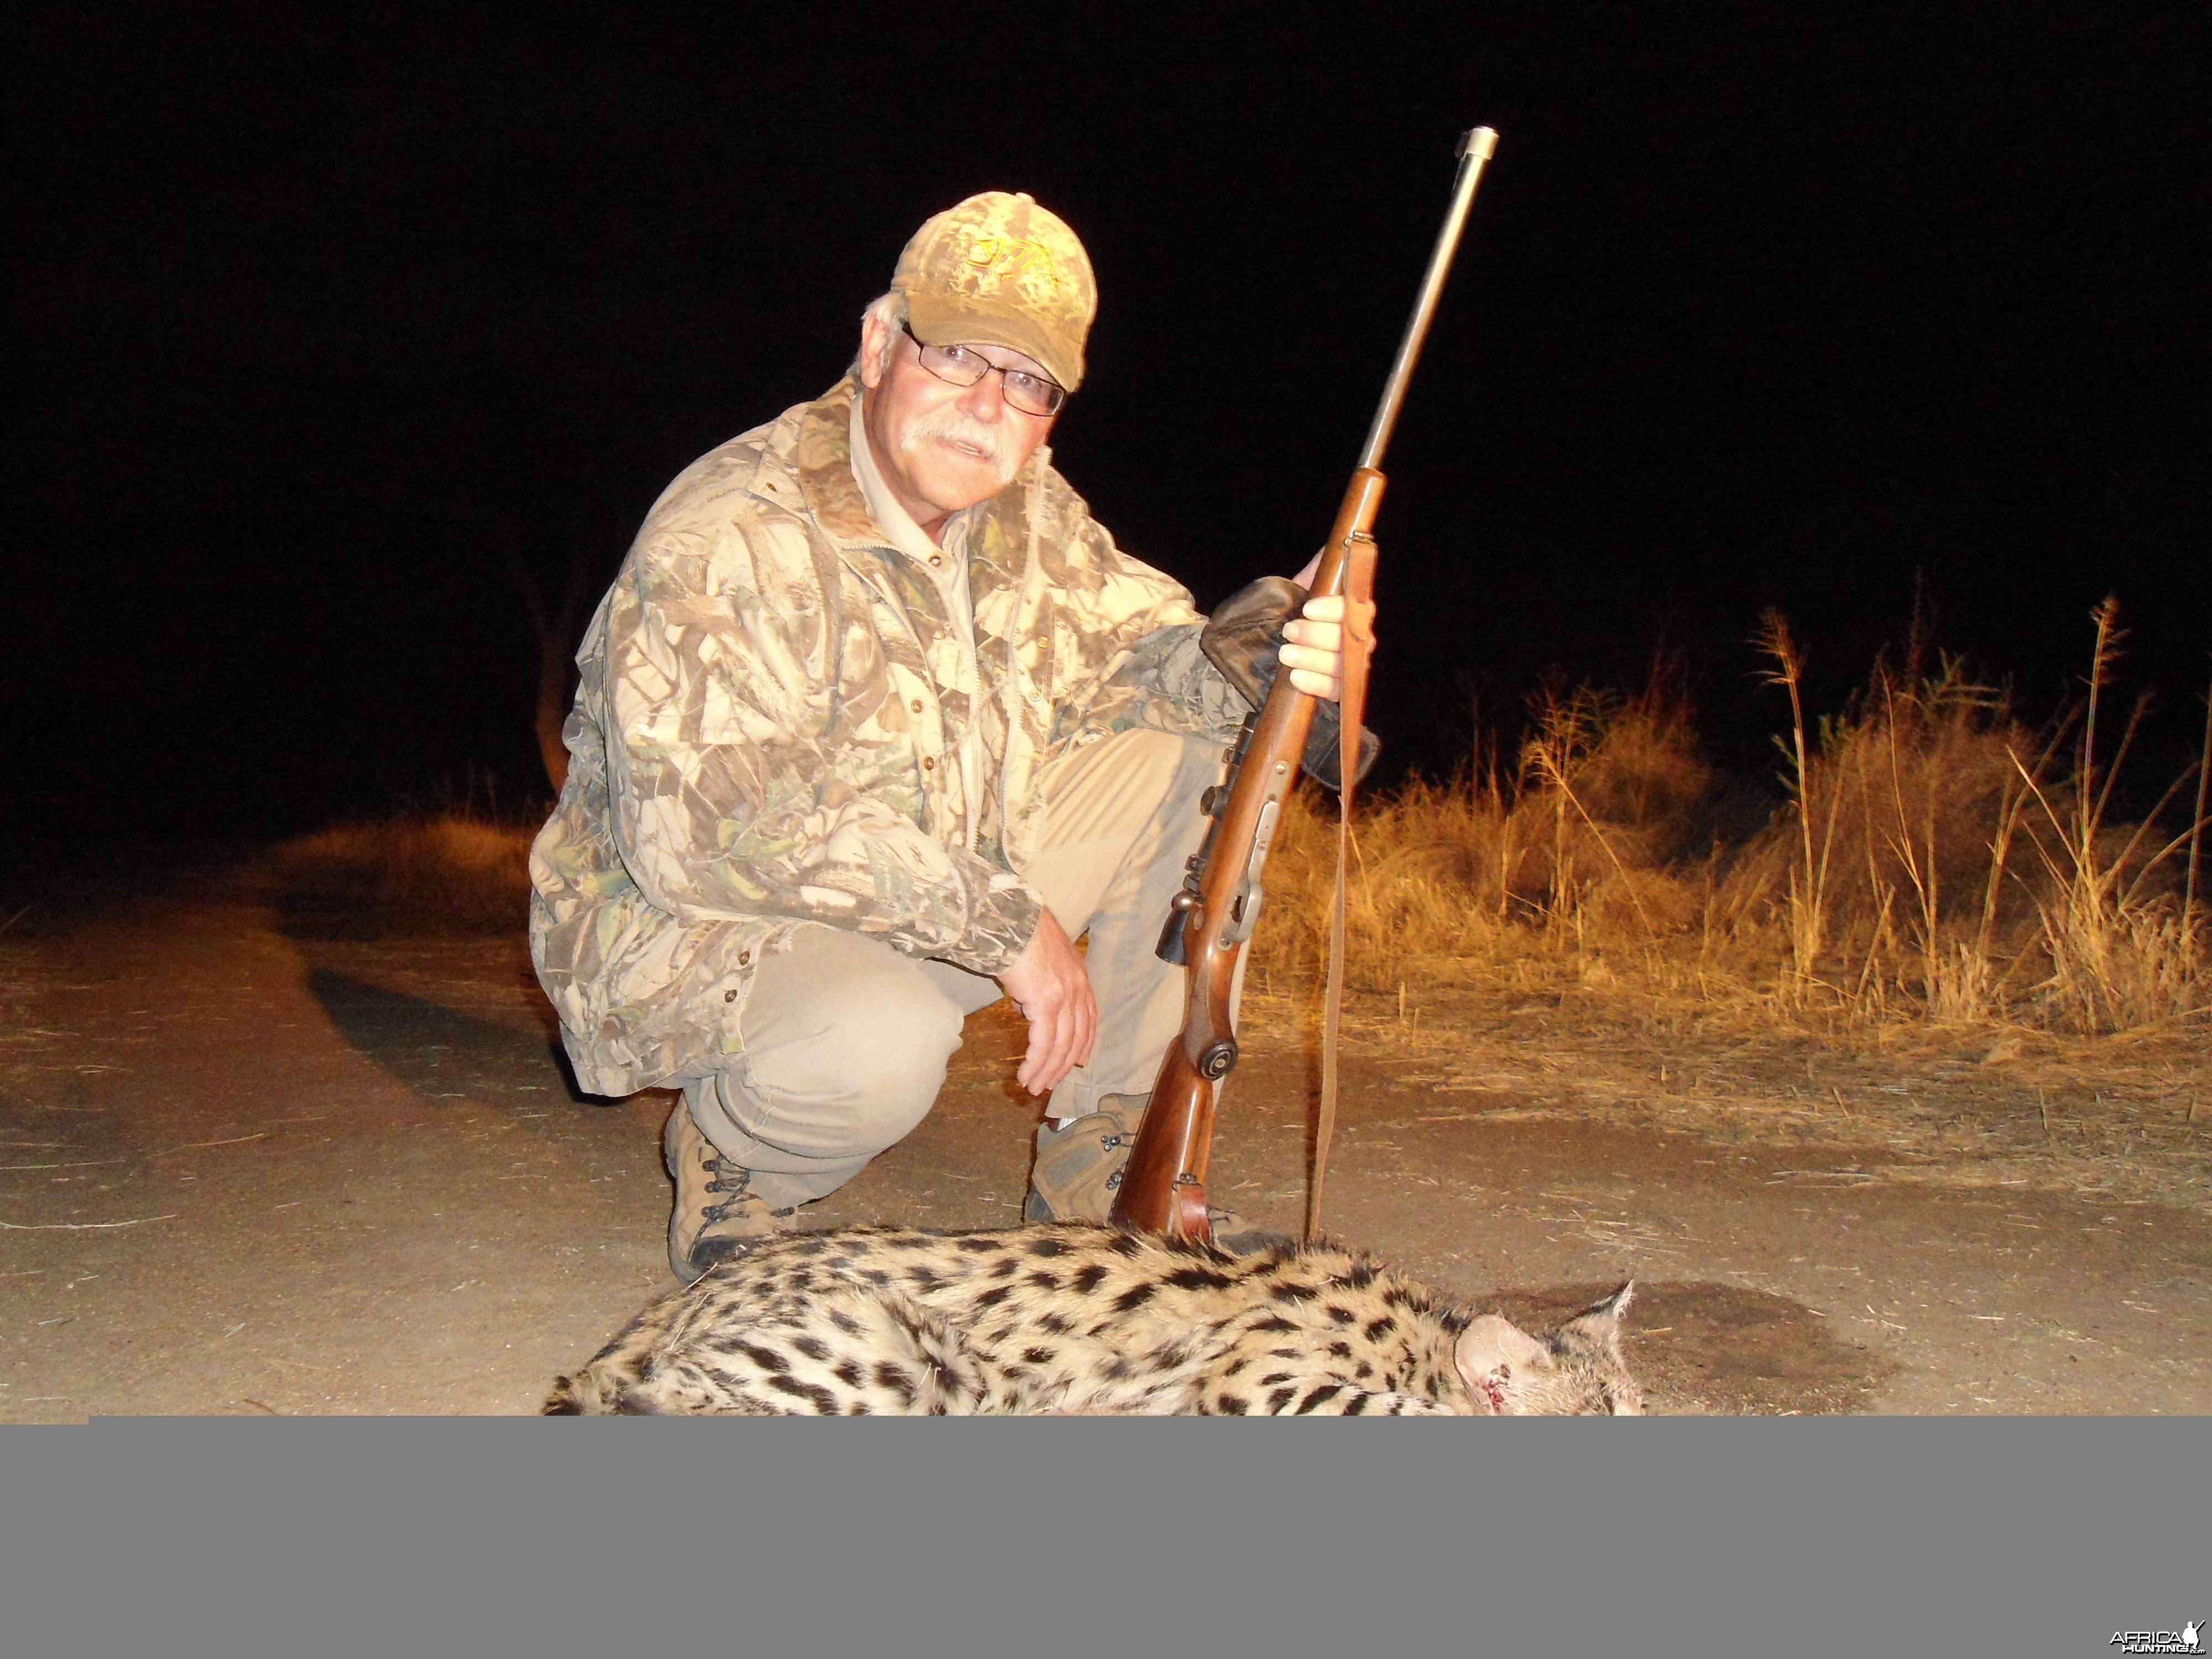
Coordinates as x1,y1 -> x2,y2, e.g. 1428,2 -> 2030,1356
546,1223 -> 1642,1416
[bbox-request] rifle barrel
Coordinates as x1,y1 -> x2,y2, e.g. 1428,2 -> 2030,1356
1356,126 -> 1498,473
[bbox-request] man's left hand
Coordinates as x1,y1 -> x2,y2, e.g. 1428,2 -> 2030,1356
1279,594 -> 1361,703
1283,552 -> 1376,705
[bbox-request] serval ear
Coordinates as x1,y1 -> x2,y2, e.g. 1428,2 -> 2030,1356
1554,1281 -> 1635,1360
1453,1314 -> 1553,1412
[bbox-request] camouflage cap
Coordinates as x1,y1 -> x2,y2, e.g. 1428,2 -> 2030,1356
892,191 -> 1096,393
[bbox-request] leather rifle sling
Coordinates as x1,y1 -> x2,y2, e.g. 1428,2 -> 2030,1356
1309,535 -> 1379,1242
1305,128 -> 1496,1238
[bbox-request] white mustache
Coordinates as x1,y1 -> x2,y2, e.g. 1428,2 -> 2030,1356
901,407 -> 1020,486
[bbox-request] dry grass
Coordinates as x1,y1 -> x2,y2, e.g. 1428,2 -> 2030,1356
1720,637 -> 2043,1016
1255,604 -> 2207,1039
1249,688 -> 1712,992
2006,604 -> 2204,1033
272,814 -> 535,933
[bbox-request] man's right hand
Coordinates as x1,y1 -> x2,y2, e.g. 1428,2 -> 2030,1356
999,909 -> 1098,1096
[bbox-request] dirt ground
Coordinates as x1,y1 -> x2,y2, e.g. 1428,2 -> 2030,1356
3,863 -> 2208,1419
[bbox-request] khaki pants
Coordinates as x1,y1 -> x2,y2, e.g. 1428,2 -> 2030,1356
680,728 -> 1238,1211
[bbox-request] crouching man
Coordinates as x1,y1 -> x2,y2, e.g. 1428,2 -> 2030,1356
530,191 -> 1362,1282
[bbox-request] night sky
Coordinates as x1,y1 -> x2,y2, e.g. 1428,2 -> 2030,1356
12,4 -> 2207,840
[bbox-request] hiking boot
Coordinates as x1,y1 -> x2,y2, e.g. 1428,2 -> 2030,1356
664,1104 -> 791,1284
1024,1094 -> 1292,1256
1025,1095 -> 1144,1225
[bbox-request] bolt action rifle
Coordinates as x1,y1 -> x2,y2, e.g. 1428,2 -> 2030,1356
1111,128 -> 1500,1245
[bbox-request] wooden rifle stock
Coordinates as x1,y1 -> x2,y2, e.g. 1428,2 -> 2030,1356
1112,128 -> 1498,1244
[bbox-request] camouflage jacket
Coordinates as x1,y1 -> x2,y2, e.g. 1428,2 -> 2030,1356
529,377 -> 1246,1096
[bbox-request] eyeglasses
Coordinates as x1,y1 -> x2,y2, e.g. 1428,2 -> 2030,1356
900,322 -> 1067,417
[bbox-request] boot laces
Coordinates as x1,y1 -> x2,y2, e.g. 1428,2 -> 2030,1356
699,1147 -> 752,1223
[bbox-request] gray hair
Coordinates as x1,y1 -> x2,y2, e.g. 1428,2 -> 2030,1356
852,291 -> 907,379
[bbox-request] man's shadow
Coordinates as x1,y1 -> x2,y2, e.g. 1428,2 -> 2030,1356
309,969 -> 608,1107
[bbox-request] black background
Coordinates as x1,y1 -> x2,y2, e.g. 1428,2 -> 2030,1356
11,3 -> 2206,837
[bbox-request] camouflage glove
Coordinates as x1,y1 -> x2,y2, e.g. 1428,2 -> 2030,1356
1199,576 -> 1380,792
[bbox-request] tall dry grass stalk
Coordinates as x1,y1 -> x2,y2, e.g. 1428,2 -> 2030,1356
2005,598 -> 2205,1032
1755,612 -> 1835,1000
2185,671 -> 2212,940
1521,690 -> 1662,940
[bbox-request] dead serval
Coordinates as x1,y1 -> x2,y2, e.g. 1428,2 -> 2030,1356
547,1223 -> 1643,1417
